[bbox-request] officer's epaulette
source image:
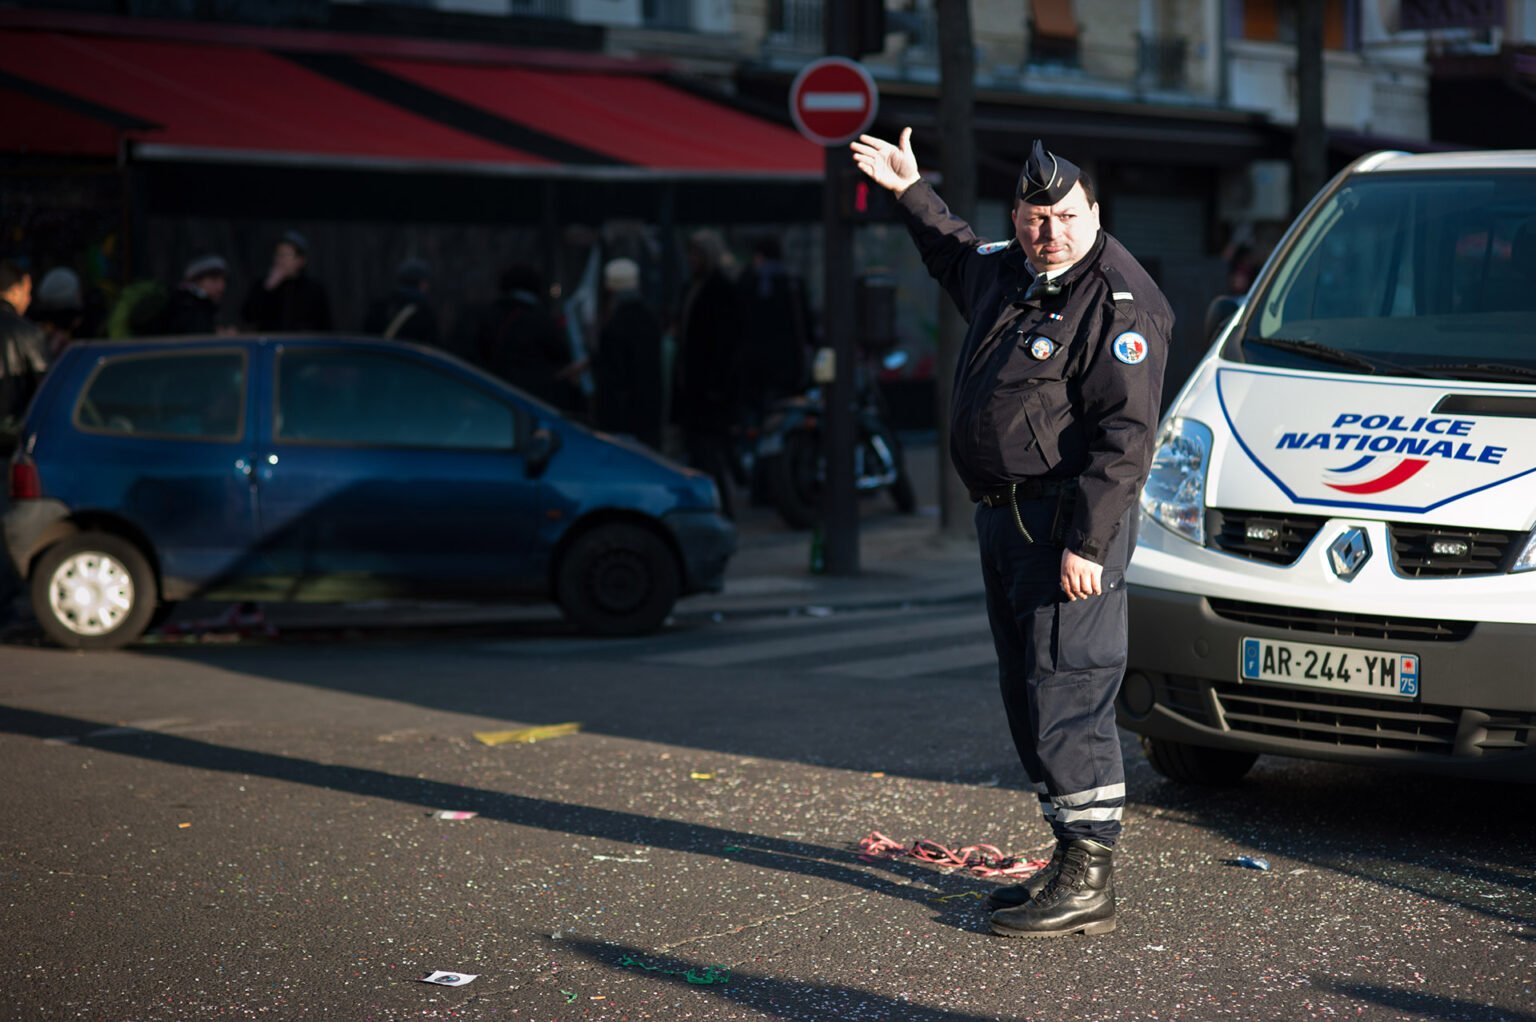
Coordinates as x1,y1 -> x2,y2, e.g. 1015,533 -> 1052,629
976,239 -> 1013,256
1100,263 -> 1135,305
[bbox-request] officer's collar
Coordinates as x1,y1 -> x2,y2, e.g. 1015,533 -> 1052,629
1023,230 -> 1106,291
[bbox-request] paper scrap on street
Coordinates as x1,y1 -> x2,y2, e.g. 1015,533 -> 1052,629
474,722 -> 581,746
1233,855 -> 1271,871
689,772 -> 715,780
432,811 -> 479,821
420,971 -> 478,986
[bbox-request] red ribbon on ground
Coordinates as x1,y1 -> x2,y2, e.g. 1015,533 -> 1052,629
857,831 -> 1049,879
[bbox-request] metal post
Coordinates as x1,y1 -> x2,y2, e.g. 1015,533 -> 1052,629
821,0 -> 860,575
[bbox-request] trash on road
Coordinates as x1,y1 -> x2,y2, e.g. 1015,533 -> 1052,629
592,854 -> 649,863
431,810 -> 479,821
420,971 -> 478,986
617,954 -> 730,985
474,722 -> 581,746
1232,855 -> 1271,871
858,830 -> 1050,879
689,771 -> 715,780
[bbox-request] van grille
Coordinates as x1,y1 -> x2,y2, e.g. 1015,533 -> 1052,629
1207,598 -> 1474,642
1206,509 -> 1328,565
1207,682 -> 1536,757
1389,524 -> 1520,577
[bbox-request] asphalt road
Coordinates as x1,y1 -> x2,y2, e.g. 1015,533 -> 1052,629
1,606 -> 1532,1021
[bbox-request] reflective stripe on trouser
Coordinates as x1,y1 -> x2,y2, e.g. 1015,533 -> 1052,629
977,497 -> 1132,846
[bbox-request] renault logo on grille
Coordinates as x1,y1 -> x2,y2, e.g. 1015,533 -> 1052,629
1328,527 -> 1371,580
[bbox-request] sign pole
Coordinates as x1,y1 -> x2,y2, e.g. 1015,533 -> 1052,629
820,13 -> 859,577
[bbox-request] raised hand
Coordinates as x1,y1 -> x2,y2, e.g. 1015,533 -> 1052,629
849,127 -> 921,195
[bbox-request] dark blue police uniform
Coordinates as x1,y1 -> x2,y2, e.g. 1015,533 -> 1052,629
894,149 -> 1170,936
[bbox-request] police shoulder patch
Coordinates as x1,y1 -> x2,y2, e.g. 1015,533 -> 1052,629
976,240 -> 1011,256
1112,331 -> 1149,365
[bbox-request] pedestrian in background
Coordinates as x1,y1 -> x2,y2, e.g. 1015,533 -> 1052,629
159,254 -> 230,335
672,229 -> 741,516
29,267 -> 86,358
364,257 -> 439,345
478,264 -> 585,415
242,229 -> 332,333
852,131 -> 1170,938
593,257 -> 664,450
1,260 -> 49,448
735,236 -> 810,421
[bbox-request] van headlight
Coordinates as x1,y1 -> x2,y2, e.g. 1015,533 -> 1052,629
1141,418 -> 1213,545
1513,529 -> 1536,573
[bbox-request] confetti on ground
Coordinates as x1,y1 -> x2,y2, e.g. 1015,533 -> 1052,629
177,823 -> 192,829
432,811 -> 479,821
474,722 -> 582,746
592,855 -> 649,863
858,831 -> 1050,879
932,891 -> 986,902
1232,855 -> 1271,871
868,772 -> 886,778
690,772 -> 715,780
617,955 -> 731,985
560,990 -> 577,1003
420,971 -> 477,986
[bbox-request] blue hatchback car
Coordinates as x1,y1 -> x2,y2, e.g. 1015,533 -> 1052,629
4,335 -> 735,649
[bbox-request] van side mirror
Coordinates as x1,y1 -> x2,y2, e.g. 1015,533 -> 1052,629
1204,294 -> 1243,343
523,427 -> 561,477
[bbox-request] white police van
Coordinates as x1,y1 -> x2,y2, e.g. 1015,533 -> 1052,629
1120,150 -> 1536,783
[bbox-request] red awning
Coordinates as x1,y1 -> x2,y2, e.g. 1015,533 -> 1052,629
0,19 -> 823,179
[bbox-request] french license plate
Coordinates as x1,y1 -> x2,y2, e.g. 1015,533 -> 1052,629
1240,637 -> 1419,698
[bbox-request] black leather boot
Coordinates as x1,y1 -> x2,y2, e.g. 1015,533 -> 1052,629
989,838 -> 1115,937
986,841 -> 1064,909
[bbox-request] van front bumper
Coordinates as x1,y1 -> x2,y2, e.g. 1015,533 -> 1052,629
1120,583 -> 1536,781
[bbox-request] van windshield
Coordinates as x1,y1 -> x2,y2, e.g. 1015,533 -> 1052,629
1239,171 -> 1536,381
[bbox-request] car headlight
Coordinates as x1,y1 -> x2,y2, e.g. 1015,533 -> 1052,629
1513,529 -> 1536,573
1140,418 -> 1214,545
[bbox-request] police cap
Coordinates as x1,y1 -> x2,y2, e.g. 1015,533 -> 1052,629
1016,140 -> 1081,206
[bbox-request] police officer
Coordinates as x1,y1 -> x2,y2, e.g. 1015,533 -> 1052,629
850,131 -> 1170,938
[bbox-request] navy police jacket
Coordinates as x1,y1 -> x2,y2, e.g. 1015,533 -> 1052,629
897,180 -> 1171,563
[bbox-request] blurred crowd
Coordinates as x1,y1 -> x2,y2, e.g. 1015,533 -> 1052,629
0,227 -> 815,516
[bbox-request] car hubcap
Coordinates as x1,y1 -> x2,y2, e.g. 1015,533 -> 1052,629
592,550 -> 647,614
48,552 -> 134,636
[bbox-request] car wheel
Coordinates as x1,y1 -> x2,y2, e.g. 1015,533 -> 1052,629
556,524 -> 681,637
31,533 -> 157,651
1141,736 -> 1257,786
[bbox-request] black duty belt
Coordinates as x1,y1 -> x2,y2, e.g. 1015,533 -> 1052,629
971,478 -> 1074,507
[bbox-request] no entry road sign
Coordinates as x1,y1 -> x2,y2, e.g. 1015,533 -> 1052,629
789,57 -> 879,147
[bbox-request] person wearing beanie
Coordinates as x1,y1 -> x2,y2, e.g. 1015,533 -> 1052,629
592,258 -> 664,450
29,267 -> 86,357
363,257 -> 439,345
852,131 -> 1171,939
160,254 -> 230,335
241,230 -> 332,333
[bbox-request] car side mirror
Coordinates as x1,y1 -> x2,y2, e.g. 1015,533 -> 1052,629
523,426 -> 561,477
1204,294 -> 1243,344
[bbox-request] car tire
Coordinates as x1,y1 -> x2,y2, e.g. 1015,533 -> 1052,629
556,523 -> 681,637
31,533 -> 157,651
1141,736 -> 1257,786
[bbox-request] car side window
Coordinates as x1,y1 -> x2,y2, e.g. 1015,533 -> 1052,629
277,349 -> 517,450
75,351 -> 245,440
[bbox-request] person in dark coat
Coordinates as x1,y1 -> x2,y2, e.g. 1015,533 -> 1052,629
159,254 -> 229,335
852,131 -> 1171,939
593,258 -> 664,450
672,229 -> 741,516
478,264 -> 584,415
735,236 -> 810,419
364,258 -> 440,345
241,230 -> 332,333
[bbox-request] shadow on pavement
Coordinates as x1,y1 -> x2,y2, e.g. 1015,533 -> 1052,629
0,705 -> 1001,935
557,935 -> 1019,1021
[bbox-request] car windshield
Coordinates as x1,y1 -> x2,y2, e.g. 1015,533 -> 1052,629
1239,170 -> 1536,381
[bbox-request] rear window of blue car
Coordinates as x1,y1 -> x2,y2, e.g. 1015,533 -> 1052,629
276,348 -> 517,450
74,350 -> 245,440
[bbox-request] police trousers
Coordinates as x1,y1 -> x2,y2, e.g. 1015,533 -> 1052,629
975,495 -> 1133,847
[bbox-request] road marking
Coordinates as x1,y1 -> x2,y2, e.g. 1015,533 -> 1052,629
816,639 -> 997,679
643,611 -> 986,668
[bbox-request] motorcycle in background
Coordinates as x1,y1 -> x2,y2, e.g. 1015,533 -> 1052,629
754,350 -> 917,530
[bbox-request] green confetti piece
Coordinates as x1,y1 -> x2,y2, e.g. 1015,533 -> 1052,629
618,954 -> 730,985
561,990 -> 577,1003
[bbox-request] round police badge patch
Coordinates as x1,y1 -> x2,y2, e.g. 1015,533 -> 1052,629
1028,336 -> 1056,360
1112,331 -> 1148,365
